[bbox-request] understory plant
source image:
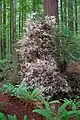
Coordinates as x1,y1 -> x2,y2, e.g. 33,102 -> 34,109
57,98 -> 80,120
33,98 -> 80,120
0,82 -> 43,101
33,99 -> 59,120
0,59 -> 17,83
55,26 -> 80,65
0,112 -> 28,120
1,83 -> 80,120
60,34 -> 80,63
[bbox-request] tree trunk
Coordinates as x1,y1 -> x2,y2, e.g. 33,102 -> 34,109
2,0 -> 6,58
68,0 -> 74,31
32,0 -> 36,12
14,0 -> 16,41
64,0 -> 67,27
0,0 -> 2,58
19,1 -> 21,38
74,0 -> 77,33
43,0 -> 58,21
10,0 -> 15,59
60,0 -> 63,28
23,0 -> 27,22
21,2 -> 24,33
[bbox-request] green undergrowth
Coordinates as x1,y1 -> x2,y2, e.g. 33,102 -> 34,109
33,98 -> 80,120
0,95 -> 80,120
55,26 -> 80,66
0,113 -> 28,120
0,83 -> 80,120
0,82 -> 43,101
0,59 -> 18,84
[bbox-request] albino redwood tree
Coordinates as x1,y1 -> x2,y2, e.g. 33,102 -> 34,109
43,0 -> 58,21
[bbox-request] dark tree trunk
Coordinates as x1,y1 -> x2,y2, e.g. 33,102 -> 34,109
68,0 -> 74,31
64,0 -> 67,27
10,0 -> 15,59
22,2 -> 24,33
19,0 -> 22,38
2,0 -> 6,58
74,0 -> 78,33
60,0 -> 63,28
43,0 -> 58,21
32,0 -> 36,12
23,0 -> 27,22
19,11 -> 21,38
14,0 -> 16,41
0,0 -> 2,58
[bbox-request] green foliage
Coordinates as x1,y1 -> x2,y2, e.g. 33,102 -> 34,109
1,82 -> 80,120
33,99 -> 57,120
7,115 -> 17,120
0,112 -> 28,120
1,82 -> 43,101
23,115 -> 28,120
0,0 -> 43,59
0,112 -> 7,120
57,99 -> 80,120
0,59 -> 17,82
57,27 -> 80,64
16,84 -> 42,101
33,97 -> 80,120
0,83 -> 17,96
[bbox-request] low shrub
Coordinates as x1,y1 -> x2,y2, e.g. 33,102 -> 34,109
56,27 -> 80,65
33,98 -> 80,120
0,82 -> 43,101
0,112 -> 28,120
33,100 -> 57,120
0,59 -> 19,84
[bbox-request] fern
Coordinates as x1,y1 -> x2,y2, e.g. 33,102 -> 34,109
57,98 -> 80,120
0,112 -> 7,120
7,115 -> 17,120
33,99 -> 56,120
23,115 -> 28,120
0,112 -> 28,120
1,82 -> 43,101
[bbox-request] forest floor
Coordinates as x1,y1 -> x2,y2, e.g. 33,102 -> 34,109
0,92 -> 76,120
0,93 -> 46,120
0,92 -> 62,120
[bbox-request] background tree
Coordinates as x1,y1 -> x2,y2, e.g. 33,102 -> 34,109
10,0 -> 15,57
43,0 -> 58,21
0,0 -> 80,60
0,1 -> 2,59
74,0 -> 78,33
2,0 -> 6,58
68,0 -> 74,32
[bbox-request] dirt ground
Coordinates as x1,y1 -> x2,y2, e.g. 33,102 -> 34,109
0,93 -> 46,120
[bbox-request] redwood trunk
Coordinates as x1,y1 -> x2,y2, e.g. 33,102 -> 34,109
43,0 -> 58,21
